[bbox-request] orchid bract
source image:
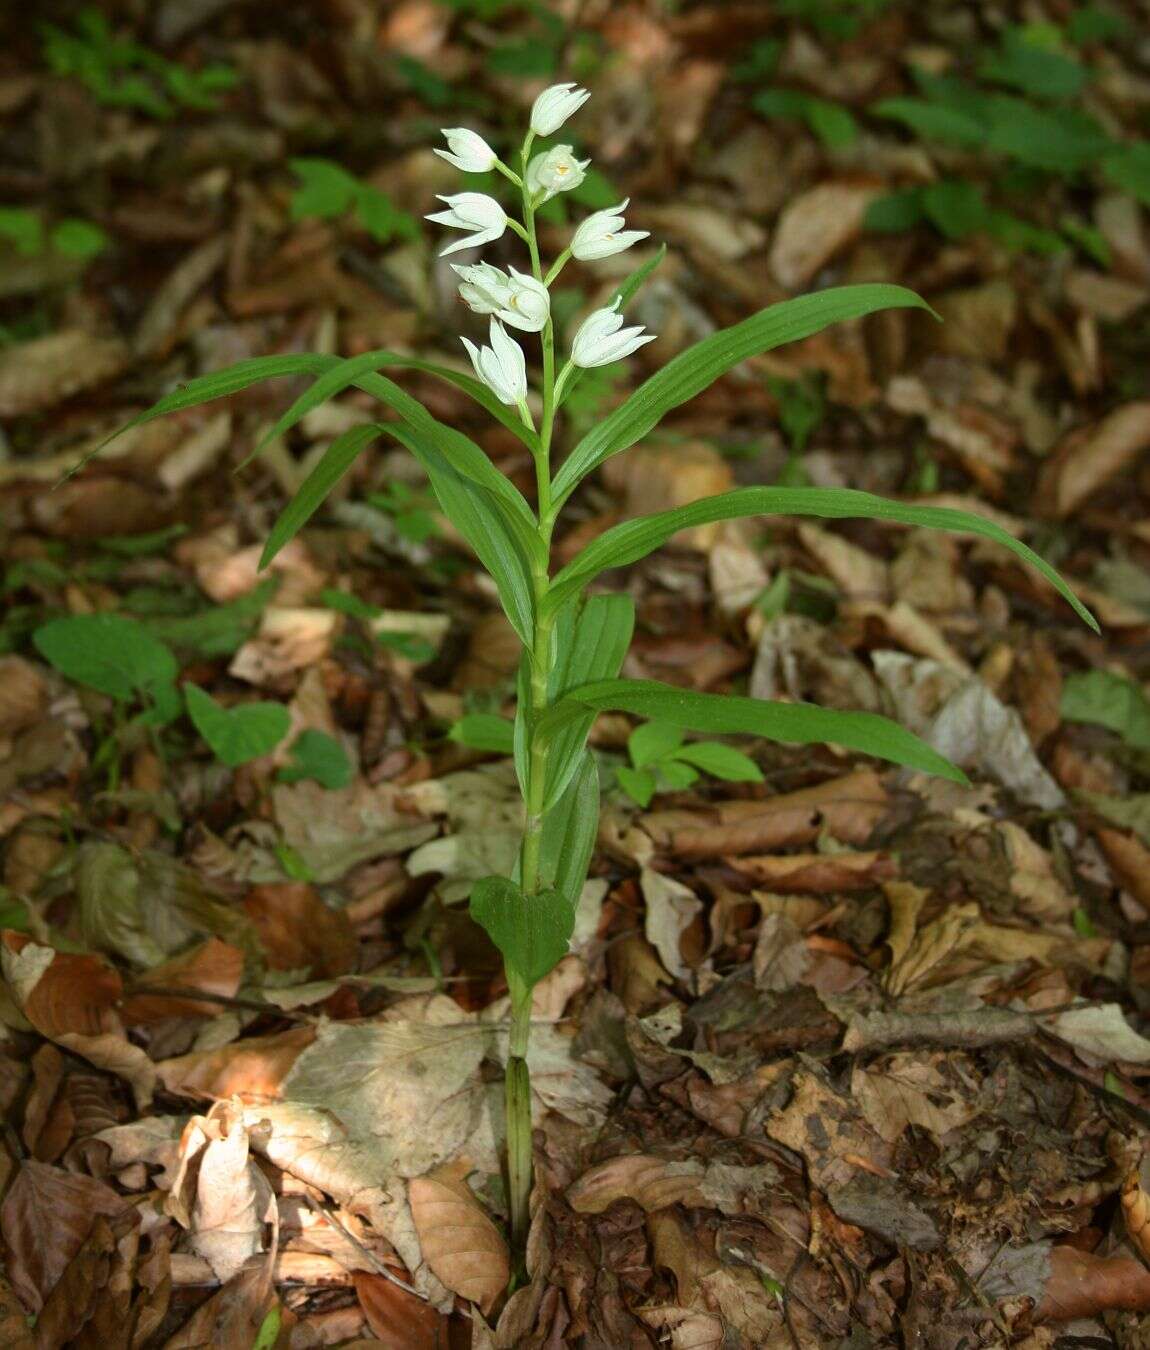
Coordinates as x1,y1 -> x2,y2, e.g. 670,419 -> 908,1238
94,80 -> 1097,1263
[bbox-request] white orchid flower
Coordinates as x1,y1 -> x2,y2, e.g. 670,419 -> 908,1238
570,199 -> 650,261
461,319 -> 528,405
425,192 -> 507,257
434,127 -> 498,173
525,145 -> 589,203
530,82 -> 590,136
451,263 -> 550,332
451,261 -> 512,316
501,267 -> 550,331
571,299 -> 655,368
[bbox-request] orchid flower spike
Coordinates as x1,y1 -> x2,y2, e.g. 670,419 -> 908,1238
461,319 -> 528,406
435,127 -> 498,173
425,192 -> 507,257
525,145 -> 590,203
570,199 -> 650,262
451,263 -> 550,332
571,299 -> 656,368
530,82 -> 590,136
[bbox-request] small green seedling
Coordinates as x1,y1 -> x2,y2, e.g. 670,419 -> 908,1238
42,8 -> 239,119
34,614 -> 180,726
366,481 -> 440,544
277,729 -> 354,789
86,81 -> 1096,1257
0,208 -> 108,263
767,372 -> 825,487
183,685 -> 289,768
617,720 -> 763,809
289,159 -> 417,246
1061,669 -> 1150,751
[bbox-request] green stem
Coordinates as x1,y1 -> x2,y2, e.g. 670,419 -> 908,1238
504,140 -> 560,1254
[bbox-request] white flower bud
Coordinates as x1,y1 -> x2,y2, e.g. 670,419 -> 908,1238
529,82 -> 590,136
525,145 -> 589,203
425,192 -> 507,257
571,299 -> 655,368
451,263 -> 551,332
570,199 -> 650,262
501,267 -> 550,331
451,262 -> 512,316
434,127 -> 498,173
461,319 -> 528,405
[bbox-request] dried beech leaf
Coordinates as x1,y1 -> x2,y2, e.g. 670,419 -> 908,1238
1037,1244 -> 1150,1321
166,1098 -> 276,1282
0,1160 -> 135,1313
353,1272 -> 446,1350
641,867 -> 703,982
1122,1167 -> 1150,1263
409,1164 -> 509,1313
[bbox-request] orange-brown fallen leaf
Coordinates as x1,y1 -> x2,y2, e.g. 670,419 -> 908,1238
353,1272 -> 446,1350
1037,1244 -> 1150,1321
1037,401 -> 1150,519
408,1163 -> 509,1314
157,1026 -> 316,1101
726,850 -> 896,892
120,938 -> 245,1025
1122,1167 -> 1150,1263
0,934 -> 156,1108
0,1160 -> 136,1314
647,770 -> 888,859
243,881 -> 357,977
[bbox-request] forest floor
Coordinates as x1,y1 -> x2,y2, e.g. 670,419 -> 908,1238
3,0 -> 1150,1346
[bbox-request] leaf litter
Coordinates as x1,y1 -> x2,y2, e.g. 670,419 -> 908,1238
3,0 -> 1150,1343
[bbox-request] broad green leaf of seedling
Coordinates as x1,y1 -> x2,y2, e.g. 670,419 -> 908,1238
184,684 -> 290,767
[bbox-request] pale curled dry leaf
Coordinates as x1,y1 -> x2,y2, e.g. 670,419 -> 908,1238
873,652 -> 1065,811
408,1163 -> 509,1313
641,866 -> 703,982
1045,1004 -> 1150,1066
567,1154 -> 780,1216
165,1097 -> 277,1283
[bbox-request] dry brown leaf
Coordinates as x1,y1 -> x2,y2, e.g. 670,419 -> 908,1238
569,1156 -> 709,1215
1038,401 -> 1150,518
886,900 -> 981,997
0,1268 -> 33,1349
1097,828 -> 1150,910
607,932 -> 673,1014
166,1098 -> 276,1283
1037,1245 -> 1150,1321
641,867 -> 703,982
797,523 -> 888,602
601,441 -> 733,551
243,881 -> 357,977
0,330 -> 128,416
409,1163 -> 509,1313
727,851 -> 895,892
0,937 -> 157,1109
0,1160 -> 136,1313
769,182 -> 879,289
0,658 -> 47,738
752,913 -> 811,992
883,880 -> 928,983
766,1068 -> 892,1190
157,1027 -> 316,1101
1122,1166 -> 1150,1263
161,1263 -> 277,1350
120,938 -> 245,1026
851,1054 -> 980,1143
353,1272 -> 446,1350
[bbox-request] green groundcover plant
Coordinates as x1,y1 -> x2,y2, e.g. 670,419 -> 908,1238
91,82 -> 1096,1257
